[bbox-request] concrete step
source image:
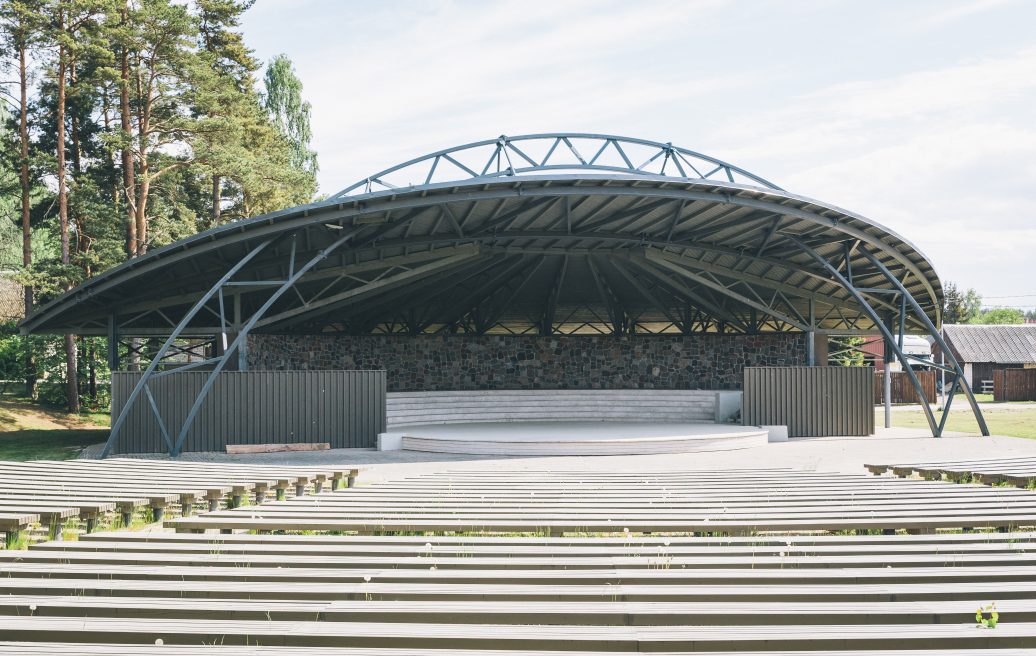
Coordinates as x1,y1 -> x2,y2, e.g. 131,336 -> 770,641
385,390 -> 727,428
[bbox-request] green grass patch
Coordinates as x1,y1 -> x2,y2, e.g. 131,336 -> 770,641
0,428 -> 108,460
0,395 -> 109,460
886,406 -> 1036,439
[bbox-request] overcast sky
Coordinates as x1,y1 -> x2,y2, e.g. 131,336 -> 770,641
242,0 -> 1036,307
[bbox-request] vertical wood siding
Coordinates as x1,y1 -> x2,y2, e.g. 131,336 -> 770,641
743,366 -> 874,437
873,370 -> 936,404
994,369 -> 1036,402
110,370 -> 386,454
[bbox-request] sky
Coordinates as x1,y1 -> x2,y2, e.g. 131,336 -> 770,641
241,0 -> 1036,308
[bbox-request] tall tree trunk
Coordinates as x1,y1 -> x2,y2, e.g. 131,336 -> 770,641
119,0 -> 136,258
56,15 -> 80,414
121,1 -> 138,372
135,167 -> 148,254
211,175 -> 221,226
70,63 -> 89,269
17,30 -> 36,398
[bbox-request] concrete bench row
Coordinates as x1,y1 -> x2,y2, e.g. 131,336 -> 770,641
3,647 -> 1035,656
1,527 -> 1036,650
866,456 -> 1036,487
0,459 -> 360,546
167,468 -> 1036,536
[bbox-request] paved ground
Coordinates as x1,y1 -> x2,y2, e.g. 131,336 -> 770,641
81,425 -> 1036,484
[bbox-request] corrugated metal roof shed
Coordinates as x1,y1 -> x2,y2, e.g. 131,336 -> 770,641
943,324 -> 1036,364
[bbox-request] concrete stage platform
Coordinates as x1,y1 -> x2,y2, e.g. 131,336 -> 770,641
389,422 -> 769,456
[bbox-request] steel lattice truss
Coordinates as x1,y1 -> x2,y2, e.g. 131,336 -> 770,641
331,134 -> 782,198
18,134 -> 988,450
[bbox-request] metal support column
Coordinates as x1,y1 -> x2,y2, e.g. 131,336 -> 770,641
106,315 -> 119,372
806,298 -> 816,366
883,338 -> 892,429
234,294 -> 248,372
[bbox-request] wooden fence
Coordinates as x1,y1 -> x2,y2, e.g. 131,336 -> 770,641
873,370 -> 937,405
110,370 -> 386,454
994,368 -> 1036,402
743,366 -> 874,437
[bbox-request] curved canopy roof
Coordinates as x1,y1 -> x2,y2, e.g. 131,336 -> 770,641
21,133 -> 942,337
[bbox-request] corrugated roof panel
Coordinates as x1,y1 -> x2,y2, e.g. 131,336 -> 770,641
943,324 -> 1036,364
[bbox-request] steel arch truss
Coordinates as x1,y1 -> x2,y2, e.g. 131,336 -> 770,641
331,133 -> 783,198
102,235 -> 484,456
23,132 -> 979,447
786,236 -> 988,438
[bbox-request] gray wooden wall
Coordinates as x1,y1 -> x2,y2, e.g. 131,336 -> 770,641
111,370 -> 386,454
743,366 -> 874,437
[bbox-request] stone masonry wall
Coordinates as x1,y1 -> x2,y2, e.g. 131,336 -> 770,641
247,333 -> 807,392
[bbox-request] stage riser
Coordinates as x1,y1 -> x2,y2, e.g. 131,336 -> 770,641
387,390 -> 730,427
401,432 -> 767,456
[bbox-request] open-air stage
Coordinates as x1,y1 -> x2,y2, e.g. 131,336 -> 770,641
386,422 -> 770,456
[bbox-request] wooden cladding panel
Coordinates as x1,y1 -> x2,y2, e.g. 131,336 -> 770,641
873,370 -> 936,405
110,370 -> 386,454
994,368 -> 1036,402
744,366 -> 874,437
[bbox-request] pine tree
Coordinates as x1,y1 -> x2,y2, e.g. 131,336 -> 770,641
195,0 -> 254,224
0,0 -> 43,395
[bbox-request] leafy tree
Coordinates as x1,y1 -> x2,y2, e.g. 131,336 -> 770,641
190,3 -> 312,226
263,53 -> 318,179
942,281 -> 982,325
975,308 -> 1025,325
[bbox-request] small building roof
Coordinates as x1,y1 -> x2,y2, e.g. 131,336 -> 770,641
942,324 -> 1036,364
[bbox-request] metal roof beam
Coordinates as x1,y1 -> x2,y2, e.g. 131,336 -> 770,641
254,244 -> 482,328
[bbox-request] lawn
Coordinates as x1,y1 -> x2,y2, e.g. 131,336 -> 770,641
0,396 -> 109,460
886,405 -> 1036,439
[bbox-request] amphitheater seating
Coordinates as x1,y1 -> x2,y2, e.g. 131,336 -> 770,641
868,456 -> 1036,487
386,389 -> 738,427
0,459 -> 360,546
167,468 -> 1036,535
2,467 -> 1036,652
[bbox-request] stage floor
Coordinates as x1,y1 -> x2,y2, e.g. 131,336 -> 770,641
397,421 -> 769,456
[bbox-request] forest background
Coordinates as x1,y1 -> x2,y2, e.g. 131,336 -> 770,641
0,0 -> 318,412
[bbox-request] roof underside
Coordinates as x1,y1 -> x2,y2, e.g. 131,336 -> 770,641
21,175 -> 942,337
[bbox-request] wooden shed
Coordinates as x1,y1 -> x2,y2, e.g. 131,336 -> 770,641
933,324 -> 1036,393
